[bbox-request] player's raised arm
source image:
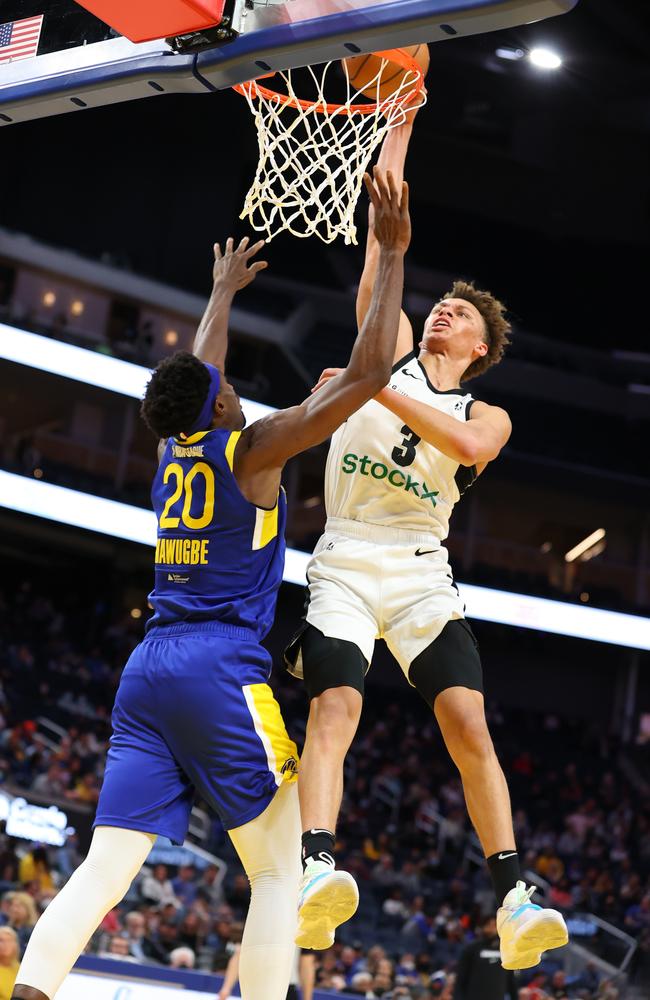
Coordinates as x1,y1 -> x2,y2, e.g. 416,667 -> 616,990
192,236 -> 267,369
356,115 -> 417,363
234,168 -> 410,486
155,237 -> 267,462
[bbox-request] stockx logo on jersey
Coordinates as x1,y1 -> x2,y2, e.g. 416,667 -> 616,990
341,453 -> 439,507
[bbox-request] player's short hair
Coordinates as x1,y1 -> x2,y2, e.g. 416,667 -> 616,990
442,280 -> 511,382
141,351 -> 211,439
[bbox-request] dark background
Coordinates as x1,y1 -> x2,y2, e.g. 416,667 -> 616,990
1,0 -> 650,352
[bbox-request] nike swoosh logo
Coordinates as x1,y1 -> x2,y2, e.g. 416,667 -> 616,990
415,548 -> 436,557
401,368 -> 421,380
498,852 -> 518,860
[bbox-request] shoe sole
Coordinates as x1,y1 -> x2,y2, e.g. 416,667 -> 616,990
295,872 -> 359,951
501,948 -> 542,971
502,912 -> 568,970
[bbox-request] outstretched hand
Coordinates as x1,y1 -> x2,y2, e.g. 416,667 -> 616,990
363,167 -> 411,253
212,236 -> 268,291
311,367 -> 345,394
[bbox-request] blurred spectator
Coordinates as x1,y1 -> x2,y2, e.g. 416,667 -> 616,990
140,865 -> 178,908
210,919 -> 243,972
349,970 -> 376,996
625,893 -> 650,935
18,848 -> 55,894
536,848 -> 565,885
99,934 -> 138,962
65,771 -> 100,804
172,864 -> 198,908
548,969 -> 570,997
519,972 -> 550,1000
169,946 -> 195,969
122,911 -> 148,962
152,919 -> 182,964
452,916 -> 516,1000
0,892 -> 37,952
0,842 -> 19,890
31,765 -> 67,799
196,864 -> 224,909
178,910 -> 205,953
0,926 -> 20,1000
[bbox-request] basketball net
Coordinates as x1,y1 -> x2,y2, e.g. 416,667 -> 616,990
234,50 -> 426,244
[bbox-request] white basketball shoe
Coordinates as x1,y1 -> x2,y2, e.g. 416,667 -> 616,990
497,881 -> 569,970
295,859 -> 359,951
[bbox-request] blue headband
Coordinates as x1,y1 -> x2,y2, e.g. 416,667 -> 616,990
183,362 -> 221,437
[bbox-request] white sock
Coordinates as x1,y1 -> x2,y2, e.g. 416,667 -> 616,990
16,826 -> 155,998
229,782 -> 302,1000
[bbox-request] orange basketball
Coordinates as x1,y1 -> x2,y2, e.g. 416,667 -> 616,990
343,44 -> 429,102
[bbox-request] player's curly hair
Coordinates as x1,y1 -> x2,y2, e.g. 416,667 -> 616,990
443,280 -> 512,382
141,351 -> 210,439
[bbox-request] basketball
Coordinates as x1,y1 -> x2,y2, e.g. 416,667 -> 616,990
343,44 -> 430,102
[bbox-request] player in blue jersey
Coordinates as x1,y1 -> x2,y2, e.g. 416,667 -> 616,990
12,167 -> 410,1000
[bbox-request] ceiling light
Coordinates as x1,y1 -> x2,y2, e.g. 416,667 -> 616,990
165,329 -> 178,346
496,47 -> 525,61
42,291 -> 56,307
70,300 -> 85,317
565,529 -> 606,564
529,48 -> 562,70
130,608 -> 142,619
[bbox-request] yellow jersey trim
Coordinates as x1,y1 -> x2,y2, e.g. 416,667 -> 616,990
177,430 -> 210,445
252,504 -> 279,550
225,430 -> 242,472
242,683 -> 299,785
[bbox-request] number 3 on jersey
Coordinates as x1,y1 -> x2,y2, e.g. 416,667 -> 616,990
391,425 -> 421,468
159,462 -> 215,530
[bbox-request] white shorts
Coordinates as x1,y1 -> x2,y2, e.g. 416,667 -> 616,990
296,517 -> 465,679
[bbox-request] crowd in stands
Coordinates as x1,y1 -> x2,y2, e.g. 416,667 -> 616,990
0,579 -> 649,999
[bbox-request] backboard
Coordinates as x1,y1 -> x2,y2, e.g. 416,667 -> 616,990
0,0 -> 579,126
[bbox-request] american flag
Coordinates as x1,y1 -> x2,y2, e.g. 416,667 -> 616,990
0,15 -> 44,64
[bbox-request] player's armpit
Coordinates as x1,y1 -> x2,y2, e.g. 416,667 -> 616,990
393,310 -> 415,364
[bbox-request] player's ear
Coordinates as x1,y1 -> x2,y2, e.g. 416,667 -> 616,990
474,339 -> 488,359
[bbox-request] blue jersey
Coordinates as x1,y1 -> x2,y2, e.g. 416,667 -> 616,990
147,428 -> 286,639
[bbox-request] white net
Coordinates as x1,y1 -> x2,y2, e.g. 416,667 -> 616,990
235,53 -> 425,244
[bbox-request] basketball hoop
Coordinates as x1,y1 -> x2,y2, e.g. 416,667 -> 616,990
233,48 -> 426,244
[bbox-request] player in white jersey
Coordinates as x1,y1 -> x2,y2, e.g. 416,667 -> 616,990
285,113 -> 568,971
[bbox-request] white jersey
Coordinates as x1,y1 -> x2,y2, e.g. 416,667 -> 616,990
324,351 -> 477,540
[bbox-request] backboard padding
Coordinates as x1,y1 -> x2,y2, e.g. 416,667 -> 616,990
0,0 -> 579,125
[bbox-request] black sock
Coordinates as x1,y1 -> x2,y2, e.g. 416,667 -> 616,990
301,829 -> 336,870
487,850 -> 521,907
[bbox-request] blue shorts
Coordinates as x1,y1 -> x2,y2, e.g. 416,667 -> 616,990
94,621 -> 298,844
